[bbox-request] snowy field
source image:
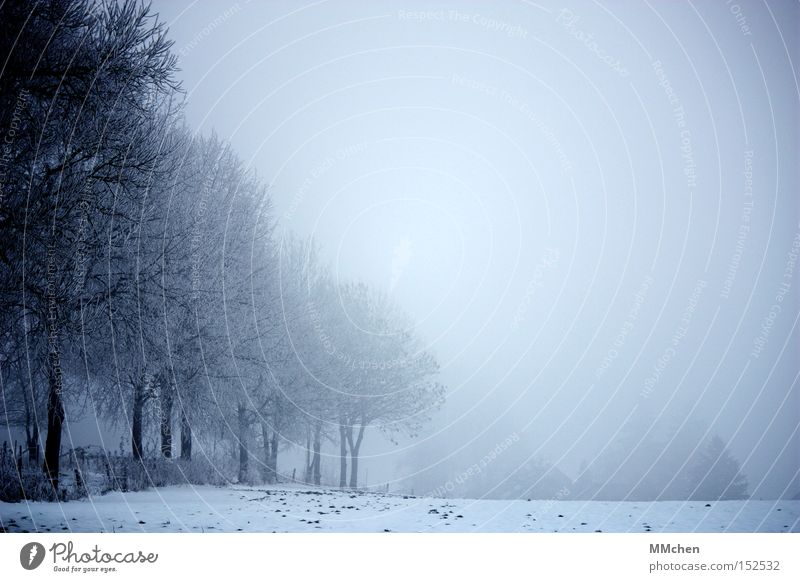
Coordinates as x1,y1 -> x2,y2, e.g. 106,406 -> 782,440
1,485 -> 798,533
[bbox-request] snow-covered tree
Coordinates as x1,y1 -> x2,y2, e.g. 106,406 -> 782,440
331,283 -> 444,488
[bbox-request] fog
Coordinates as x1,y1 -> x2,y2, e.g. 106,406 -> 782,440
139,0 -> 798,499
131,0 -> 799,500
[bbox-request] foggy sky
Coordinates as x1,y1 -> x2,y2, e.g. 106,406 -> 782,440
146,0 -> 799,498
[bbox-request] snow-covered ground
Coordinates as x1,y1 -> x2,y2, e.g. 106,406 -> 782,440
1,485 -> 798,533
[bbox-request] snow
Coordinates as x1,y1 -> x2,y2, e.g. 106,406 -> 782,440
1,485 -> 797,533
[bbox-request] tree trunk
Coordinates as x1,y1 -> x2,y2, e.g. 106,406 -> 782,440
261,422 -> 277,484
303,427 -> 312,484
338,423 -> 347,488
348,423 -> 366,489
159,384 -> 173,458
131,380 -> 145,461
180,411 -> 192,461
261,422 -> 272,483
349,449 -> 359,489
312,422 -> 322,486
267,429 -> 278,483
237,404 -> 248,483
159,386 -> 173,458
27,421 -> 40,465
24,389 -> 40,466
43,357 -> 65,493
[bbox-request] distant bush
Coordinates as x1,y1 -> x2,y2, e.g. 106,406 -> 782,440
0,442 -> 54,502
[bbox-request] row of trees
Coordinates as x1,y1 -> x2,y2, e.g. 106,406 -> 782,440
0,0 -> 443,499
